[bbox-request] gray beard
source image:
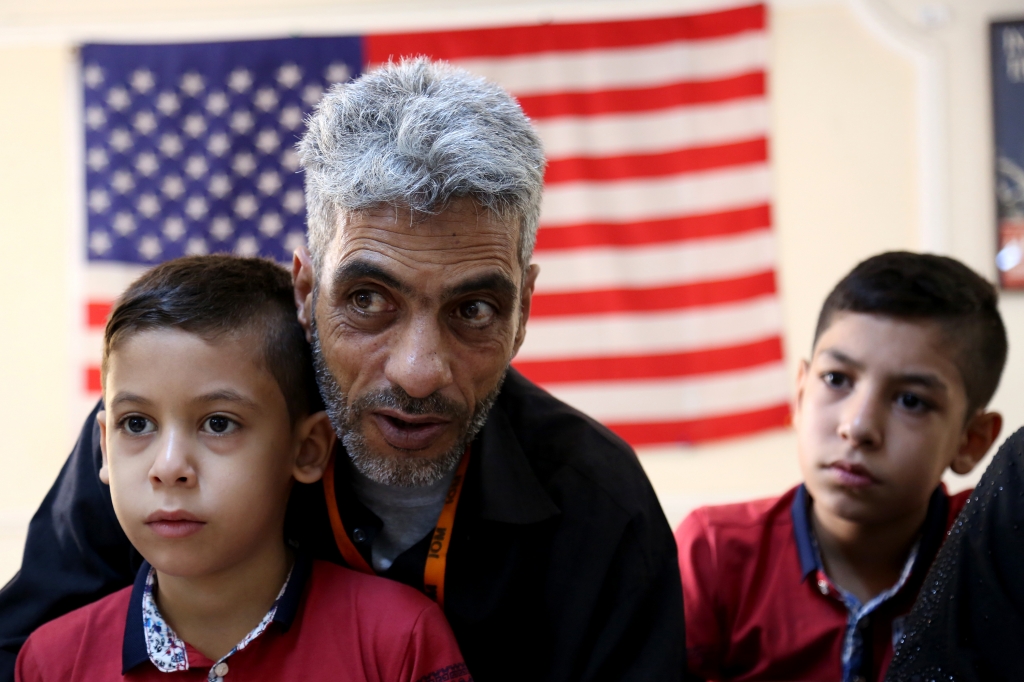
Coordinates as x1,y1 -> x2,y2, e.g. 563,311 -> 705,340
310,319 -> 504,487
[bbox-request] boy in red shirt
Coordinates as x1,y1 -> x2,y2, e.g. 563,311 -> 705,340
16,255 -> 471,682
676,252 -> 1007,682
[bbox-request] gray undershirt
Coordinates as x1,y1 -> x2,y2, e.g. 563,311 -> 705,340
350,467 -> 456,572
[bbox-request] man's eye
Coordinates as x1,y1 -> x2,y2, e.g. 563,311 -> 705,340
456,300 -> 496,327
822,372 -> 850,389
122,416 -> 155,435
351,290 -> 390,314
202,416 -> 238,435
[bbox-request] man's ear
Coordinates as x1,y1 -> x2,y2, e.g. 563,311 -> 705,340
951,410 -> 1003,475
97,410 -> 111,485
293,245 -> 316,343
511,263 -> 540,358
292,411 -> 337,484
793,359 -> 810,429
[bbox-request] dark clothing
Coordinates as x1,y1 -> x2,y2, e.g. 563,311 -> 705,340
886,427 -> 1024,682
0,369 -> 685,682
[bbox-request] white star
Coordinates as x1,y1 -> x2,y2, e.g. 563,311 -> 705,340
280,148 -> 301,172
228,68 -> 252,93
255,129 -> 280,155
85,107 -> 107,130
135,152 -> 159,176
183,114 -> 207,138
230,111 -> 254,135
254,87 -> 278,112
130,69 -> 155,93
89,230 -> 112,255
232,153 -> 256,177
109,129 -> 133,153
156,92 -> 180,116
86,148 -> 109,171
210,217 -> 233,241
88,189 -> 110,213
113,212 -> 136,236
301,83 -> 323,107
208,174 -> 232,198
325,62 -> 351,84
259,212 -> 283,237
186,236 -> 209,255
138,235 -> 162,260
180,72 -> 205,97
83,64 -> 104,89
133,111 -> 157,135
107,87 -> 130,111
137,194 -> 160,218
185,196 -> 208,220
277,63 -> 303,89
234,235 -> 260,257
283,189 -> 305,214
279,106 -> 303,131
284,230 -> 306,254
159,134 -> 183,157
206,91 -> 229,116
163,216 -> 186,241
257,171 -> 281,196
111,170 -> 135,194
207,132 -> 231,157
234,194 -> 258,219
184,156 -> 208,179
161,175 -> 185,200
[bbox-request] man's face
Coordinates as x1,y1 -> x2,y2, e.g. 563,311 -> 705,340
294,197 -> 538,486
795,313 -> 973,528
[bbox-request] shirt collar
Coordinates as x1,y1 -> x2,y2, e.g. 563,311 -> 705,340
122,553 -> 313,674
790,483 -> 950,582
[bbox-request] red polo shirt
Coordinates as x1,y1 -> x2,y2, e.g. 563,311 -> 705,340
15,554 -> 471,682
676,485 -> 969,682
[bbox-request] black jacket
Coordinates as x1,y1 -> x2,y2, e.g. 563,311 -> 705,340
0,369 -> 685,682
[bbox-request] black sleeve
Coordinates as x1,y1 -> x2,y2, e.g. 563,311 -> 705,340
0,400 -> 140,682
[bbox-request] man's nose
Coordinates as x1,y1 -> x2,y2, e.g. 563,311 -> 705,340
384,314 -> 454,399
149,430 -> 198,487
837,385 -> 884,449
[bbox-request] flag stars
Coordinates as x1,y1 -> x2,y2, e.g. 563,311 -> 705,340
163,216 -> 186,241
133,111 -> 158,135
131,69 -> 156,94
254,87 -> 279,112
281,148 -> 301,172
107,87 -> 131,111
186,236 -> 209,255
112,170 -> 135,194
135,152 -> 159,177
113,212 -> 136,236
85,107 -> 107,130
234,194 -> 258,219
180,72 -> 205,97
232,153 -> 256,177
230,111 -> 254,135
88,189 -> 110,213
156,92 -> 180,116
185,156 -> 208,179
138,235 -> 163,260
207,132 -> 231,157
279,106 -> 303,131
259,213 -> 283,237
161,175 -> 185,200
183,114 -> 207,138
185,196 -> 209,220
208,174 -> 232,198
255,129 -> 280,154
159,133 -> 183,158
109,129 -> 133,153
87,148 -> 109,171
228,68 -> 253,93
257,170 -> 281,195
234,235 -> 260,257
325,62 -> 351,83
83,64 -> 104,89
206,91 -> 229,116
210,217 -> 233,241
301,83 -> 323,107
283,189 -> 305,214
276,63 -> 303,89
137,194 -> 161,218
284,230 -> 306,254
89,230 -> 112,255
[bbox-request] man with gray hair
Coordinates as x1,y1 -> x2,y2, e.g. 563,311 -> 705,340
0,58 -> 684,682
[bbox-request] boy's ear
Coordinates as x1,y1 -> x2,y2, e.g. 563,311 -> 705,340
292,411 -> 336,484
793,359 -> 810,427
951,410 -> 1003,475
96,411 -> 110,485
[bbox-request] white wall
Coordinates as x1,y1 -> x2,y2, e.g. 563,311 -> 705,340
0,0 -> 1021,586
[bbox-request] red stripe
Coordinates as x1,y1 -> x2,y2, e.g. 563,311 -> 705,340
87,302 -> 112,328
605,402 -> 790,446
545,139 -> 767,184
519,72 -> 764,119
513,337 -> 783,384
85,367 -> 102,393
365,5 -> 765,62
535,205 -> 771,251
531,271 -> 777,318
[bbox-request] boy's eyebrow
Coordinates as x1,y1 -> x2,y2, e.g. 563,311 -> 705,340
820,348 -> 864,369
192,389 -> 260,409
442,272 -> 518,302
109,392 -> 153,408
330,260 -> 409,295
822,349 -> 949,391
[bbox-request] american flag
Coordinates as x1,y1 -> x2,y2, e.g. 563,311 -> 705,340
79,3 -> 789,447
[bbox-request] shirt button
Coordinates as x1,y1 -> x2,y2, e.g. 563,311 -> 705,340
817,578 -> 829,595
213,662 -> 229,677
352,528 -> 367,543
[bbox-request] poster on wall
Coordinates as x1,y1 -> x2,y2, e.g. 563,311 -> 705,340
993,18 -> 1024,288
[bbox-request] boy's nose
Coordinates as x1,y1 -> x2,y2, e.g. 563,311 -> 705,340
149,431 -> 198,487
837,387 -> 884,449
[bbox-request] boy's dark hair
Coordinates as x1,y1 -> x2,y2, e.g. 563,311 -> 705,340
813,251 -> 1008,416
103,255 -> 321,422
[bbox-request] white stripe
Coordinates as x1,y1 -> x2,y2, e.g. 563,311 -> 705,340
83,330 -> 103,369
535,99 -> 768,160
86,262 -> 150,300
540,164 -> 770,227
545,362 -> 790,423
533,230 -> 776,293
454,32 -> 767,97
516,295 -> 782,360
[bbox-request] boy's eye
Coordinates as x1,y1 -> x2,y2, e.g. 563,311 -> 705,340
455,300 -> 496,327
202,416 -> 238,435
123,416 -> 155,435
896,392 -> 929,412
822,371 -> 850,389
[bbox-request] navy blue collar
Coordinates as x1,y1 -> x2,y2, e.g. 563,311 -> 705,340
790,483 -> 950,582
122,552 -> 313,674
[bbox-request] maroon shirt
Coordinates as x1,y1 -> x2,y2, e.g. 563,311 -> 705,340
676,485 -> 969,682
16,555 -> 471,682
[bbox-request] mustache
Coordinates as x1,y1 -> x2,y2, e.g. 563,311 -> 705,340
347,385 -> 470,422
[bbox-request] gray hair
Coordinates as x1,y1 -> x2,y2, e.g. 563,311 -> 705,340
298,57 -> 546,269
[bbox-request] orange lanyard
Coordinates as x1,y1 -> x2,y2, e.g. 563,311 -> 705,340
323,447 -> 471,609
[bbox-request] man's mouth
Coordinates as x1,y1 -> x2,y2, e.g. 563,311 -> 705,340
370,410 -> 452,451
145,510 -> 207,539
824,461 -> 880,488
